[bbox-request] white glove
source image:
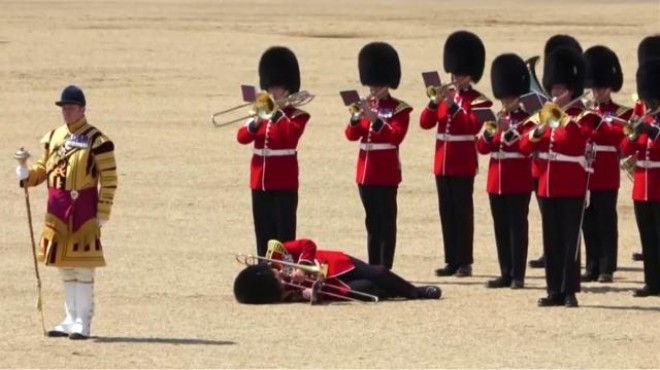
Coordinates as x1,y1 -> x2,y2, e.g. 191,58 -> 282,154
97,219 -> 107,228
15,166 -> 29,181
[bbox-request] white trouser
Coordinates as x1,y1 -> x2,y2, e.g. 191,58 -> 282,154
56,268 -> 95,337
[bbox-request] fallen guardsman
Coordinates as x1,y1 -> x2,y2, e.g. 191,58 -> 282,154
233,238 -> 441,304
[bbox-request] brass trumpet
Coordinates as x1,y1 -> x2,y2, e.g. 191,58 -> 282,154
211,90 -> 314,128
426,82 -> 457,100
347,87 -> 388,115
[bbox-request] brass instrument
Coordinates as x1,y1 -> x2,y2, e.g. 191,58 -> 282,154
348,87 -> 388,115
426,82 -> 457,100
536,91 -> 591,129
525,55 -> 547,96
211,90 -> 314,128
604,106 -> 660,136
621,155 -> 636,182
235,253 -> 379,304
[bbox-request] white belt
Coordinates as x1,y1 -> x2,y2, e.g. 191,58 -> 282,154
592,145 -> 617,153
253,148 -> 297,157
490,151 -> 525,160
359,143 -> 397,151
636,160 -> 660,169
436,133 -> 476,142
538,151 -> 588,169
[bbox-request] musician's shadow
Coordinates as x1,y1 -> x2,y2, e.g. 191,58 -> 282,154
93,336 -> 236,345
583,304 -> 660,312
581,286 -> 637,293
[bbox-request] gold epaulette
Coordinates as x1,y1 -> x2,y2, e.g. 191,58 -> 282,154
471,92 -> 492,107
394,100 -> 412,115
289,108 -> 309,120
616,105 -> 633,118
527,112 -> 541,125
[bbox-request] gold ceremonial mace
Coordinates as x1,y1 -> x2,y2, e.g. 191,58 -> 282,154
14,148 -> 46,336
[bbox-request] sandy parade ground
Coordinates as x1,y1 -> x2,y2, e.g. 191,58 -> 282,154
1,0 -> 660,368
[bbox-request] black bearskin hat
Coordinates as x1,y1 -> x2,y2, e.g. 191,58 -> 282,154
259,46 -> 300,93
584,45 -> 623,92
544,34 -> 582,57
638,35 -> 660,64
542,46 -> 585,98
233,264 -> 282,304
358,42 -> 401,89
443,30 -> 485,83
637,57 -> 660,102
490,53 -> 530,99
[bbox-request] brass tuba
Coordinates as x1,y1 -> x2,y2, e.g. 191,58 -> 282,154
525,55 -> 547,97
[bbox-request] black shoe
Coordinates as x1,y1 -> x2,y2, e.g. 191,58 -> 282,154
434,265 -> 458,277
68,333 -> 89,340
598,273 -> 613,283
529,255 -> 545,269
581,273 -> 598,282
537,293 -> 564,307
486,277 -> 511,288
633,286 -> 660,297
564,294 -> 579,308
510,280 -> 524,289
632,252 -> 644,261
455,265 -> 472,277
46,330 -> 69,338
418,286 -> 442,299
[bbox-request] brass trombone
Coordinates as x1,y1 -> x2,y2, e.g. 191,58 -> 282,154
536,91 -> 592,129
235,253 -> 379,304
211,90 -> 314,128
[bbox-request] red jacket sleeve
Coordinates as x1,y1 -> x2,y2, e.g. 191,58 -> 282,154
345,120 -> 364,141
279,111 -> 310,139
284,239 -> 318,264
476,134 -> 496,154
419,104 -> 439,130
237,121 -> 256,144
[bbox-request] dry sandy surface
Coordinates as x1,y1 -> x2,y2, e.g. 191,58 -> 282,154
1,0 -> 660,368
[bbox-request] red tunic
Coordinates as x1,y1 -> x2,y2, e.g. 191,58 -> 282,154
344,96 -> 412,185
476,109 -> 534,194
520,107 -> 595,198
236,106 -> 310,191
420,87 -> 493,177
588,101 -> 631,190
621,116 -> 660,201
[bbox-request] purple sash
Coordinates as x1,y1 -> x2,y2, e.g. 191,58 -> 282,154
47,187 -> 98,232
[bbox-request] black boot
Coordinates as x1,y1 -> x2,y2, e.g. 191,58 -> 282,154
632,252 -> 644,262
417,286 -> 442,299
434,264 -> 458,277
486,276 -> 511,288
537,293 -> 564,307
529,255 -> 545,269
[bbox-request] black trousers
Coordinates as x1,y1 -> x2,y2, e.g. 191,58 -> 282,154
582,190 -> 618,276
340,257 -> 419,300
489,193 -> 531,282
358,185 -> 398,269
540,197 -> 584,295
251,190 -> 298,257
436,176 -> 474,266
634,201 -> 660,291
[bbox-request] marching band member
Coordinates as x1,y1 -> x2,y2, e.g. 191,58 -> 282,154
621,58 -> 660,297
520,46 -> 597,307
477,54 -> 534,289
528,34 -> 583,269
580,45 -> 631,283
630,35 -> 660,262
233,239 -> 441,304
345,42 -> 412,269
420,30 -> 493,277
237,46 -> 310,257
15,85 -> 118,339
